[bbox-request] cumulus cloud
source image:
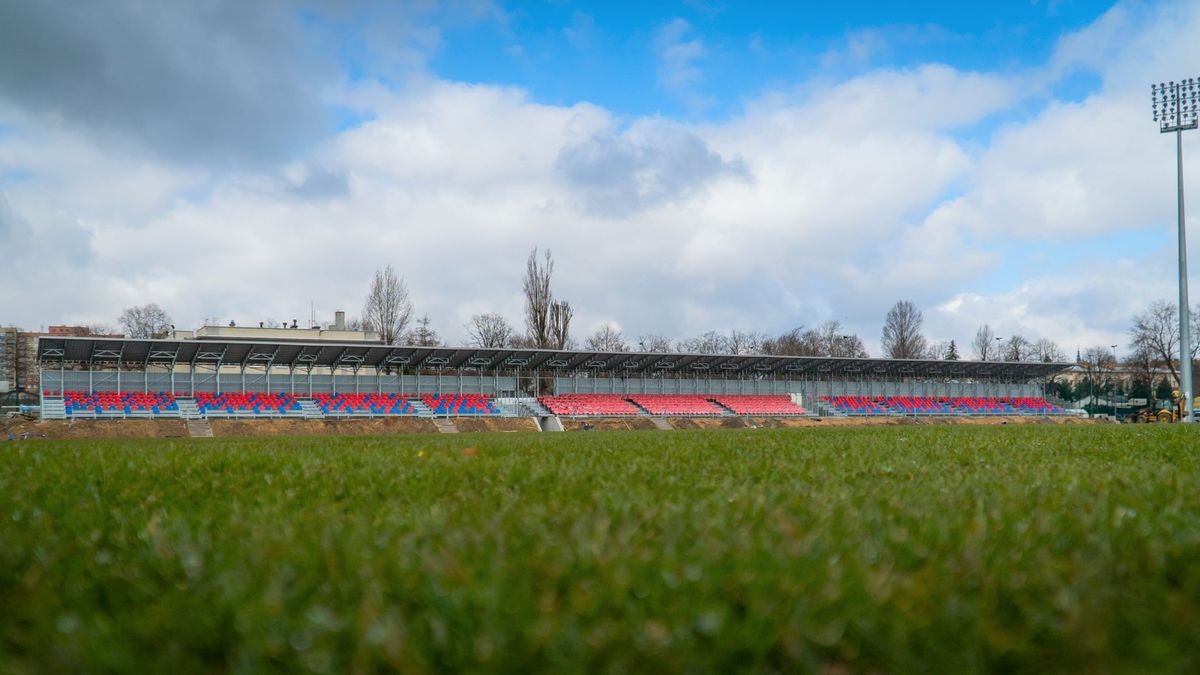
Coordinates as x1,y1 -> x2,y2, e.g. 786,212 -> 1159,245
1,0 -> 1199,358
0,0 -> 335,168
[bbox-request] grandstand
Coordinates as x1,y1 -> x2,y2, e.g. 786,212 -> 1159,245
35,336 -> 1072,422
32,333 -> 1075,420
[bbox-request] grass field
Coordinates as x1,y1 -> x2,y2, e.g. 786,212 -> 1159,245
2,425 -> 1200,673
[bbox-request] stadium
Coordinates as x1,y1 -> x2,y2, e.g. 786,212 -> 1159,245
33,332 -> 1073,434
6,3 -> 1200,673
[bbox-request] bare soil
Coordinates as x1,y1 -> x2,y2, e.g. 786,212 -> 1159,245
1,413 -> 1098,441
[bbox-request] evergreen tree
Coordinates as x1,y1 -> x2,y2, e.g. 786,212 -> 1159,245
944,340 -> 960,361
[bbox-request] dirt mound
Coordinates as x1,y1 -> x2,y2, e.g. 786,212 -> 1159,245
454,417 -> 539,433
209,417 -> 437,437
562,417 -> 658,431
1,417 -> 188,439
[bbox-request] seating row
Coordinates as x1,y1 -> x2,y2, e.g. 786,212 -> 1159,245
819,396 -> 1065,416
49,391 -> 499,417
195,392 -> 301,415
62,391 -> 179,415
537,394 -> 808,416
313,393 -> 415,415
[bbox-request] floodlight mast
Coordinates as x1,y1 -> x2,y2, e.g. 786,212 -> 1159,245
1153,78 -> 1199,423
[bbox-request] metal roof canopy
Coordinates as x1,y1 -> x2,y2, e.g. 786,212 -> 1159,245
36,336 -> 1074,381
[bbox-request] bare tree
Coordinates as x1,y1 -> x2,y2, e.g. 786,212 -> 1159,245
549,300 -> 574,349
637,334 -> 674,352
881,300 -> 927,359
972,324 -> 997,360
465,313 -> 515,348
727,330 -> 768,355
816,321 -> 868,357
1000,335 -> 1033,362
584,322 -> 628,352
679,330 -> 729,354
118,303 -> 173,339
761,327 -> 821,356
926,340 -> 949,360
87,323 -> 122,336
1129,300 -> 1200,388
403,314 -> 442,347
1032,337 -> 1066,363
523,248 -> 555,348
363,265 -> 413,345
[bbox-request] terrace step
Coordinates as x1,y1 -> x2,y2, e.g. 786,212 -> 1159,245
186,418 -> 213,438
432,418 -> 459,434
40,397 -> 65,420
650,417 -> 673,430
176,399 -> 204,420
297,399 -> 324,419
707,399 -> 737,416
626,400 -> 653,415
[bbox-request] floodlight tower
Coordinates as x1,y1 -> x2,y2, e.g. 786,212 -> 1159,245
1153,78 -> 1199,423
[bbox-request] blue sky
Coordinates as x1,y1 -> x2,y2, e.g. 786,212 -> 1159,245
0,0 -> 1197,356
427,1 -> 1111,118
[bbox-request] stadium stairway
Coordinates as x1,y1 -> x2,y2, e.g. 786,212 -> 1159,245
650,417 -> 674,430
40,397 -> 65,420
176,398 -> 203,420
432,418 -> 459,433
297,399 -> 324,419
186,418 -> 213,438
707,399 -> 737,416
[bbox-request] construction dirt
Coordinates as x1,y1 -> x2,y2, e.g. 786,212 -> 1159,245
3,413 -> 1096,440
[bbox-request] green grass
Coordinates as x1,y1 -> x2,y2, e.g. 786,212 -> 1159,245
2,426 -> 1200,673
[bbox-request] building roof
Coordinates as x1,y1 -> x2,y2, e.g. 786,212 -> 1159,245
36,336 -> 1074,380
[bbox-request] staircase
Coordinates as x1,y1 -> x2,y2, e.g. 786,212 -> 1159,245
410,399 -> 436,416
39,397 -> 65,420
518,398 -> 552,416
707,399 -> 737,416
297,399 -> 324,419
176,398 -> 203,420
186,418 -> 213,438
432,418 -> 459,434
649,417 -> 673,430
627,400 -> 653,415
812,398 -> 844,418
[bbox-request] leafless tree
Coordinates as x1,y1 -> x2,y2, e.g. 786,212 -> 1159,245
637,334 -> 674,352
466,313 -> 515,348
363,265 -> 413,345
816,321 -> 868,357
761,327 -> 821,356
403,314 -> 442,347
1000,335 -> 1033,362
118,303 -> 173,339
926,340 -> 949,360
972,324 -> 997,360
1129,300 -> 1200,388
679,330 -> 729,354
727,330 -> 768,355
549,300 -> 574,349
87,323 -> 121,337
1032,337 -> 1066,363
523,248 -> 555,348
881,300 -> 927,359
584,322 -> 628,352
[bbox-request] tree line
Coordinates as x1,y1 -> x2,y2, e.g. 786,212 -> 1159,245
104,253 -> 1200,388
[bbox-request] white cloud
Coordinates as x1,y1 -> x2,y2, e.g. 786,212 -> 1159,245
2,0 -> 1200,359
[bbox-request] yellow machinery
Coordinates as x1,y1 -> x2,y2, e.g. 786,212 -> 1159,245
1135,390 -> 1200,423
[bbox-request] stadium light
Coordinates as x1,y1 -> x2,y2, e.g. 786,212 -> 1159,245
1152,78 -> 1199,423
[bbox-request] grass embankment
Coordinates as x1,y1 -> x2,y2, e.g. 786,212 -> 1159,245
1,426 -> 1199,673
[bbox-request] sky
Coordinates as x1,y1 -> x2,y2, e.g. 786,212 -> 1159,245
1,0 -> 1198,357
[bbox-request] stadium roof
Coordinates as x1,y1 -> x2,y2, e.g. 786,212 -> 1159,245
37,336 -> 1074,380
